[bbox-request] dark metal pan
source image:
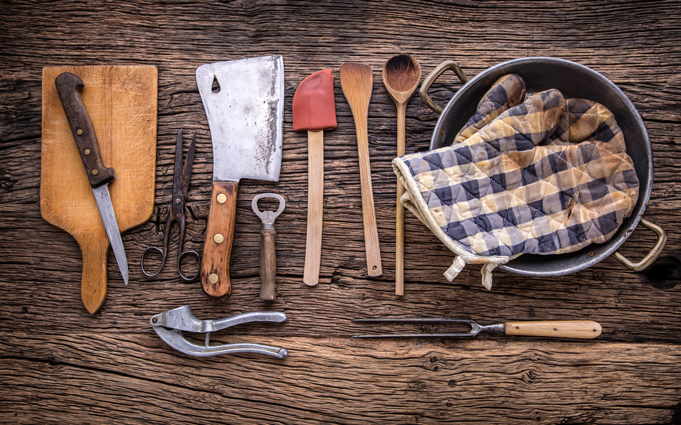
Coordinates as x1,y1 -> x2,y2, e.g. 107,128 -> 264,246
419,57 -> 665,277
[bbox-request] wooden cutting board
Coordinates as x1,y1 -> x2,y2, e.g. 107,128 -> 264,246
41,66 -> 157,314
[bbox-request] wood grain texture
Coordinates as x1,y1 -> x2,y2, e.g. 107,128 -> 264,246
340,62 -> 383,277
259,228 -> 277,300
201,181 -> 237,299
40,65 -> 157,314
504,320 -> 603,339
303,129 -> 324,286
3,0 -> 681,423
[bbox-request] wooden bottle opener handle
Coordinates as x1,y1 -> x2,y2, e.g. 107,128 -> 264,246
200,181 -> 237,299
504,321 -> 602,339
260,228 -> 277,300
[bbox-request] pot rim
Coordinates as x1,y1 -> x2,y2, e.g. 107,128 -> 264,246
429,56 -> 653,276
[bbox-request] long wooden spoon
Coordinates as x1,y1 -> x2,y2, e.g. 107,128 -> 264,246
340,63 -> 382,277
382,55 -> 421,295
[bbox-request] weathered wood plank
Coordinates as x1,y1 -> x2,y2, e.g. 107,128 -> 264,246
1,333 -> 681,424
2,0 -> 681,422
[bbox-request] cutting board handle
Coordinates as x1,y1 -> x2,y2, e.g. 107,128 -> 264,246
80,239 -> 108,314
201,181 -> 237,298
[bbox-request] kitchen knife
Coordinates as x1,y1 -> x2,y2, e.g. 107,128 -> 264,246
196,56 -> 284,299
54,72 -> 129,286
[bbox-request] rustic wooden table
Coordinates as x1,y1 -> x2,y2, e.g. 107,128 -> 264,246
2,1 -> 681,423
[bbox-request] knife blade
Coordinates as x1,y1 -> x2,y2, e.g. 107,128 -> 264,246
55,72 -> 129,286
196,56 -> 284,298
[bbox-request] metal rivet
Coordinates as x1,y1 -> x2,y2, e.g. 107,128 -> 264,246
152,318 -> 157,324
175,198 -> 181,204
217,193 -> 227,204
214,233 -> 224,244
208,274 -> 218,284
83,148 -> 91,155
76,128 -> 83,136
91,169 -> 99,175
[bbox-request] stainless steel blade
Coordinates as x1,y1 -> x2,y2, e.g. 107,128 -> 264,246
92,184 -> 129,285
196,55 -> 284,183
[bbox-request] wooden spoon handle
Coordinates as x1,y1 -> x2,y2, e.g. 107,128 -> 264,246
354,114 -> 382,277
200,181 -> 237,299
80,238 -> 108,314
395,103 -> 406,295
304,130 -> 324,286
504,321 -> 602,339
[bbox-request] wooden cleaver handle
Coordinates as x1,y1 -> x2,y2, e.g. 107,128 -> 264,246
504,321 -> 602,339
201,181 -> 238,299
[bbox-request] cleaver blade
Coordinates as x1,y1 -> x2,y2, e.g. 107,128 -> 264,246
196,56 -> 284,299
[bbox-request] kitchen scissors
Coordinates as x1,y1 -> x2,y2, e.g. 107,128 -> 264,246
141,129 -> 200,281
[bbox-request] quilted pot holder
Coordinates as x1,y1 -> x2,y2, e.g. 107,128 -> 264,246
393,75 -> 640,289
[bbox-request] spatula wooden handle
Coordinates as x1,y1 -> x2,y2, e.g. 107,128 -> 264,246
354,114 -> 383,277
504,321 -> 602,339
201,181 -> 237,299
303,130 -> 324,286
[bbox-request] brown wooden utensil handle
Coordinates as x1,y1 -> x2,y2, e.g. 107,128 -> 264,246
201,181 -> 238,299
81,239 -> 108,315
303,130 -> 324,286
354,116 -> 383,277
55,72 -> 115,188
260,228 -> 277,300
504,321 -> 602,339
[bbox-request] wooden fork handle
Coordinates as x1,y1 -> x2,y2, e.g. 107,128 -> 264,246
504,321 -> 602,339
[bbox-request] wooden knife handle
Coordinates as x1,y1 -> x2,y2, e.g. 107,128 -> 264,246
54,72 -> 115,188
504,321 -> 602,339
259,228 -> 277,301
201,181 -> 238,299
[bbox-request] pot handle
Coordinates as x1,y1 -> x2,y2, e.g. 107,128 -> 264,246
419,60 -> 469,115
612,219 -> 667,271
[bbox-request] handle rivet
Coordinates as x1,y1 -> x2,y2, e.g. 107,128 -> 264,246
91,168 -> 99,176
84,148 -> 91,155
175,198 -> 181,204
208,273 -> 219,284
214,233 -> 224,244
76,128 -> 83,136
217,193 -> 227,204
152,318 -> 157,324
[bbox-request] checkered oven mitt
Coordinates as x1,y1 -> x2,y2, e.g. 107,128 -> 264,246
393,75 -> 639,289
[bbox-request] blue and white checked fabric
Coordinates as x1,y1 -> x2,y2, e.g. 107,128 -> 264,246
393,75 -> 639,289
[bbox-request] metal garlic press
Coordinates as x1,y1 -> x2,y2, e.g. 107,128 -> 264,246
150,305 -> 288,358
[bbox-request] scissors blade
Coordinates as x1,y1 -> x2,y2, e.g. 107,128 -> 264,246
173,129 -> 185,199
181,131 -> 196,198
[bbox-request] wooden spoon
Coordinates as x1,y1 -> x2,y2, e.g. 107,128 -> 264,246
340,63 -> 382,277
382,55 -> 421,296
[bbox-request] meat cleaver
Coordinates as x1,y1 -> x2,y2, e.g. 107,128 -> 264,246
196,56 -> 284,299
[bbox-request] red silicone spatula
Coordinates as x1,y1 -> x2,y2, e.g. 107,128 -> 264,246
293,69 -> 337,286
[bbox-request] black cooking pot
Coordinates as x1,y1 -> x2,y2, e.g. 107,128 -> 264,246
419,57 -> 665,276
